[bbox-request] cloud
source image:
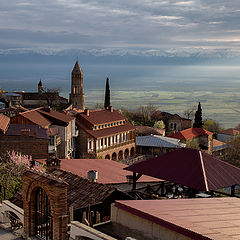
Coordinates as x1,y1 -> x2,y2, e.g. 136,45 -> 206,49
0,0 -> 239,54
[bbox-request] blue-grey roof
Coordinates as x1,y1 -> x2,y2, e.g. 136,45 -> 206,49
213,143 -> 228,152
136,135 -> 186,148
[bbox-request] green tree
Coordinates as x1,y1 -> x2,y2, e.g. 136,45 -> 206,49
193,102 -> 203,128
186,139 -> 200,150
221,138 -> 240,167
154,120 -> 165,129
104,77 -> 110,109
203,119 -> 223,135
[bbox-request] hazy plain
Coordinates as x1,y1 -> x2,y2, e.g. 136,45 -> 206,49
1,54 -> 240,128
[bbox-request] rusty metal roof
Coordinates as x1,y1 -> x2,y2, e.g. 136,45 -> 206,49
125,148 -> 240,191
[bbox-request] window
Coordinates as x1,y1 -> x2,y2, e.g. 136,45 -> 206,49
101,138 -> 103,146
49,136 -> 55,146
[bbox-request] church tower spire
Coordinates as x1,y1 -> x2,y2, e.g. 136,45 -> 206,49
38,79 -> 44,94
69,60 -> 85,110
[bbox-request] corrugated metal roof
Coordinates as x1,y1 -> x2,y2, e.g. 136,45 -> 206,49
125,148 -> 240,191
136,135 -> 186,148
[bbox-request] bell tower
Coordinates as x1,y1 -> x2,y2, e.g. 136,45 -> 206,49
69,60 -> 85,110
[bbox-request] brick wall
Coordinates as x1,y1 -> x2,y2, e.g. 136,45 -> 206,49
22,172 -> 68,240
0,135 -> 48,159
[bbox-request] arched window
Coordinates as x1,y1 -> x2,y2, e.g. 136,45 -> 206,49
35,187 -> 53,240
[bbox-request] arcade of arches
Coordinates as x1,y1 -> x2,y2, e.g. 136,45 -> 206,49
104,146 -> 135,160
22,170 -> 68,240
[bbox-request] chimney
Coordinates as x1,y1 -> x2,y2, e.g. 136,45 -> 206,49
45,156 -> 61,172
85,108 -> 90,116
88,170 -> 98,182
109,106 -> 113,112
20,129 -> 30,136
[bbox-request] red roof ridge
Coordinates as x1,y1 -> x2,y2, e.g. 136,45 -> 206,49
199,150 -> 209,191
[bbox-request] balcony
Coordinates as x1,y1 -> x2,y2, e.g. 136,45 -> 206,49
96,139 -> 135,153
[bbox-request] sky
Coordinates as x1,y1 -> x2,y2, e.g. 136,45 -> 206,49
0,0 -> 240,56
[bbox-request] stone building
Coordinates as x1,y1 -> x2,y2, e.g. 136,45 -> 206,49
168,127 -> 213,153
75,107 -> 136,160
0,124 -> 49,159
21,80 -> 68,109
10,107 -> 78,158
69,61 -> 85,110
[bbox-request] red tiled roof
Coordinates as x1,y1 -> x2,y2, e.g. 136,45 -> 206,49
37,107 -> 74,124
219,128 -> 240,136
125,148 -> 240,191
50,169 -> 120,210
115,198 -> 240,240
19,110 -> 51,128
36,158 -> 160,184
76,120 -> 135,139
0,113 -> 10,134
77,109 -> 125,125
168,128 -> 213,140
12,168 -> 126,211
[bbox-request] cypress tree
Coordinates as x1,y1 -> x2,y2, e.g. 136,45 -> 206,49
104,77 -> 110,109
193,102 -> 203,128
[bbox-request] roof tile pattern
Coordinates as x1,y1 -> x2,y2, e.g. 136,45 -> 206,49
19,110 -> 51,128
0,113 -> 10,134
168,128 -> 213,140
50,169 -> 116,209
76,120 -> 135,138
77,109 -> 125,125
125,148 -> 240,191
11,169 -> 119,211
37,108 -> 74,124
